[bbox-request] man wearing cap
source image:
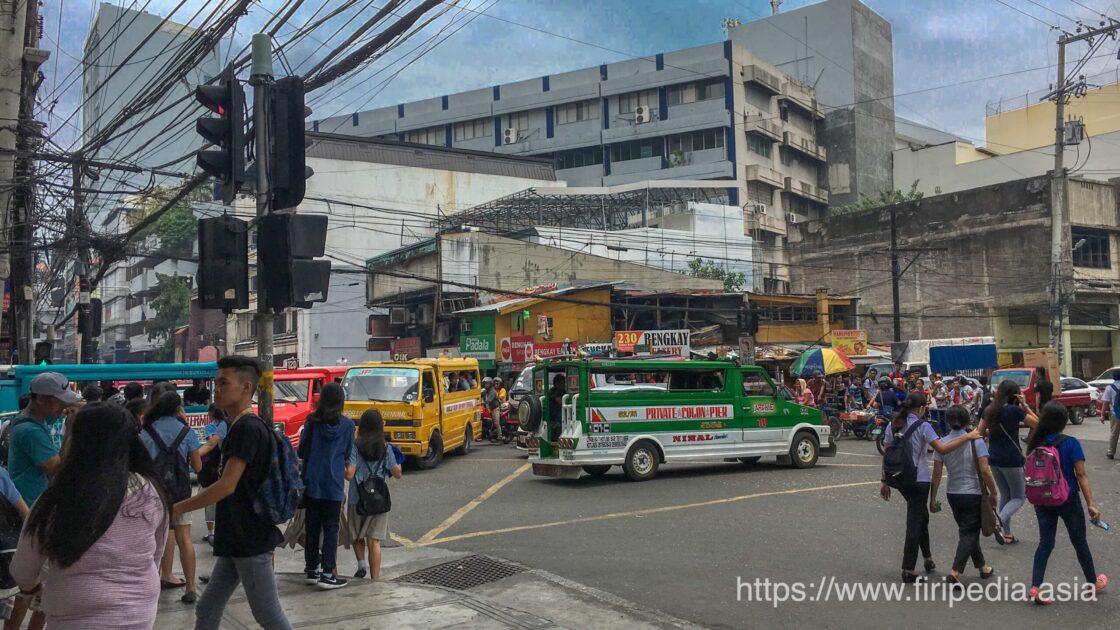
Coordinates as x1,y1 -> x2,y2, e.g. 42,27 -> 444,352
8,372 -> 78,504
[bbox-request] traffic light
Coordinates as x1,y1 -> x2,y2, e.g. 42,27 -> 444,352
258,213 -> 330,309
270,76 -> 313,210
195,64 -> 246,205
738,303 -> 759,335
198,216 -> 250,311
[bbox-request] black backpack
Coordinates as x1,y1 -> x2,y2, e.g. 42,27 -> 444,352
882,419 -> 924,489
355,458 -> 391,516
0,418 -> 36,469
145,424 -> 193,502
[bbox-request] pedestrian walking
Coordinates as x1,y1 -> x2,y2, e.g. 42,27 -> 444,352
298,383 -> 355,590
198,404 -> 228,546
9,403 -> 170,630
1026,401 -> 1108,604
976,380 -> 1038,544
345,410 -> 403,581
879,393 -> 980,583
139,391 -> 203,603
172,355 -> 292,630
1098,368 -> 1120,459
7,373 -> 75,505
929,406 -> 998,587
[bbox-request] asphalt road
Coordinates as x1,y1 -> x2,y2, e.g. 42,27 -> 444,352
387,422 -> 1120,629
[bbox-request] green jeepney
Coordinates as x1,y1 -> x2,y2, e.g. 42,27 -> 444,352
517,358 -> 835,481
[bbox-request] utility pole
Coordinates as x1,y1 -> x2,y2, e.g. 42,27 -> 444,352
72,159 -> 94,363
1044,20 -> 1120,374
0,0 -> 30,352
889,206 -> 948,343
251,34 -> 275,424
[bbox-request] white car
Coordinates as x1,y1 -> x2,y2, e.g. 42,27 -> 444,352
1060,377 -> 1100,417
1088,366 -> 1120,393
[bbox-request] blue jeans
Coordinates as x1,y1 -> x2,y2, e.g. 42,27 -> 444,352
1032,493 -> 1097,587
304,497 -> 342,575
195,552 -> 292,630
991,466 -> 1026,535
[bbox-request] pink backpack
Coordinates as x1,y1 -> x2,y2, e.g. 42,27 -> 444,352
1024,436 -> 1070,507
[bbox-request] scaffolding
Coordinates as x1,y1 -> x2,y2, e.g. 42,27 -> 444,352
434,181 -> 735,234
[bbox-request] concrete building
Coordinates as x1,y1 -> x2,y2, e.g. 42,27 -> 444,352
222,133 -> 559,367
729,0 -> 895,205
317,41 -> 830,293
80,2 -> 220,221
791,175 -> 1120,378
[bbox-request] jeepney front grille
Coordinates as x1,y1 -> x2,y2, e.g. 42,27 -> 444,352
393,555 -> 527,590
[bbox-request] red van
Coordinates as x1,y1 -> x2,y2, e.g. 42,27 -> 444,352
258,366 -> 349,446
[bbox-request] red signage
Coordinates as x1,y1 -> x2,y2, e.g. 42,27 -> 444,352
499,335 -> 535,364
391,336 -> 422,361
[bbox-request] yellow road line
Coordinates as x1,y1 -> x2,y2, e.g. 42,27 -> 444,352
417,462 -> 531,544
422,480 -> 877,546
823,463 -> 880,467
836,450 -> 882,459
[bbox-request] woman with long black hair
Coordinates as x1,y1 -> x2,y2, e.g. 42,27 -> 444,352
345,409 -> 402,581
1026,401 -> 1107,604
880,393 -> 980,583
976,379 -> 1038,544
9,403 -> 170,629
297,382 -> 355,590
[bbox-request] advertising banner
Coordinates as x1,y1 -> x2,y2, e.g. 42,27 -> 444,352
615,330 -> 690,357
460,335 -> 495,360
830,329 -> 868,356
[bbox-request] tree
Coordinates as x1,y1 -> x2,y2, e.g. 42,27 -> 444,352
132,185 -> 210,256
831,180 -> 925,215
146,273 -> 191,361
687,257 -> 746,292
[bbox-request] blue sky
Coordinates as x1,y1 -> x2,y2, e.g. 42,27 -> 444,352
39,0 -> 1120,151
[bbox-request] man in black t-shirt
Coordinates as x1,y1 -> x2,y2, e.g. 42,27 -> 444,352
1034,367 -> 1054,411
174,356 -> 292,630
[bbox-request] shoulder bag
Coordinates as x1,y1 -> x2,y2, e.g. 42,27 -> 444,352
971,441 -> 999,537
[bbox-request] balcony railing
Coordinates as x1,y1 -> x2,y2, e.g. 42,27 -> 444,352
778,81 -> 823,119
744,109 -> 783,141
743,65 -> 782,94
782,129 -> 826,161
745,164 -> 784,188
784,177 -> 828,204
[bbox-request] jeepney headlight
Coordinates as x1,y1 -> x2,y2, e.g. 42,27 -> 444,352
393,431 -> 417,440
272,422 -> 285,434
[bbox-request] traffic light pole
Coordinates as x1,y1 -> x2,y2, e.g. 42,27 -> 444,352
251,34 -> 275,424
72,159 -> 94,364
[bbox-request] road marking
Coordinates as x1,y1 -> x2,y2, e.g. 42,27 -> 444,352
836,450 -> 882,459
390,533 -> 415,547
417,462 -> 531,544
421,479 -> 878,546
823,463 -> 880,467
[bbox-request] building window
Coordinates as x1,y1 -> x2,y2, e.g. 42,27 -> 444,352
667,79 -> 725,106
555,99 -> 600,125
618,89 -> 657,114
406,126 -> 444,145
554,147 -> 603,170
506,111 -> 529,131
757,305 -> 817,323
453,118 -> 491,141
747,135 -> 771,158
667,128 -> 724,154
1072,227 -> 1110,269
609,138 -> 663,162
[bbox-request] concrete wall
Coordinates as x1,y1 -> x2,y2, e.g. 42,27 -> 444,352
987,82 -> 1120,155
791,177 -> 1054,342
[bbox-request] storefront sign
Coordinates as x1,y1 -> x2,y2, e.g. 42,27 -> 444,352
390,337 -> 422,361
460,334 -> 495,360
738,336 -> 755,365
535,340 -> 574,358
830,329 -> 868,356
615,329 -> 690,357
500,335 -> 534,363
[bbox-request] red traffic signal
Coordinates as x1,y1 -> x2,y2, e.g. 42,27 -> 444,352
194,64 -> 246,205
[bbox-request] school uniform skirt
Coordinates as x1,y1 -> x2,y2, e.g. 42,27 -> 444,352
346,503 -> 390,541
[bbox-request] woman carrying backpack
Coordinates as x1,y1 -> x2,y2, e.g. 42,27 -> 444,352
345,410 -> 402,581
298,383 -> 355,590
880,393 -> 981,583
929,406 -> 998,587
138,392 -> 203,603
1026,401 -> 1107,604
975,380 -> 1037,545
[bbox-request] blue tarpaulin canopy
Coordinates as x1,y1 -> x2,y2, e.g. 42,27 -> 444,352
929,344 -> 998,373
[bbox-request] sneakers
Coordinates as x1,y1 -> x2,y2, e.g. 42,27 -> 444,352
304,570 -> 320,585
1096,574 -> 1109,593
202,533 -> 214,545
923,558 -> 937,573
317,573 -> 349,590
1029,586 -> 1053,605
1108,452 -> 1115,460
354,567 -> 368,579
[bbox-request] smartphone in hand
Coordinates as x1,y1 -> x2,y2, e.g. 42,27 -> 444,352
1091,518 -> 1111,531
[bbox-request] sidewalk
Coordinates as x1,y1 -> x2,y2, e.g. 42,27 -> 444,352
156,543 -> 704,629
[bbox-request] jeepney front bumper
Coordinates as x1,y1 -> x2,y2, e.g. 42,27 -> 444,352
820,435 -> 837,457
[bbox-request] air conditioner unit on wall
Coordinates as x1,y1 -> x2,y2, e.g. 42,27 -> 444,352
745,203 -> 767,215
786,212 -> 799,224
634,105 -> 651,124
503,128 -> 519,144
389,307 -> 408,325
434,323 -> 452,344
416,303 -> 434,325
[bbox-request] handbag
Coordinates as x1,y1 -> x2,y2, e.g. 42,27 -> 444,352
972,441 -> 999,537
356,458 -> 391,516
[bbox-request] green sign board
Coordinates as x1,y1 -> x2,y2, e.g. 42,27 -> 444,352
460,335 -> 496,360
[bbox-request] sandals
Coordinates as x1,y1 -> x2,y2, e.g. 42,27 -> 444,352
980,566 -> 995,580
1029,586 -> 1053,605
160,579 -> 186,590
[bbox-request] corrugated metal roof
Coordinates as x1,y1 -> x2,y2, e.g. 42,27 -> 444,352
454,282 -> 617,315
306,132 -> 556,181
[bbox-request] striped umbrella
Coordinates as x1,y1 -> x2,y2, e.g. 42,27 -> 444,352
790,347 -> 856,376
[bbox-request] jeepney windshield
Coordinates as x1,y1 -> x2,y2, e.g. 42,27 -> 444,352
274,380 -> 310,403
342,368 -> 421,402
991,370 -> 1031,389
589,368 -> 724,392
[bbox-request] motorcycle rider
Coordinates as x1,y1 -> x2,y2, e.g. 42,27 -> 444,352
480,377 -> 501,439
494,377 -> 508,403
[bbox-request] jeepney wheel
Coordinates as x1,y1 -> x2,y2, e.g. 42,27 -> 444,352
454,425 -> 473,455
1070,407 -> 1085,425
827,417 -> 842,441
623,440 -> 660,482
416,432 -> 444,470
738,457 -> 761,466
582,465 -> 612,478
519,395 -> 543,433
789,431 -> 819,469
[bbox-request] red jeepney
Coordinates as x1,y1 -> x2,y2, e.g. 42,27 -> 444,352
258,366 -> 349,446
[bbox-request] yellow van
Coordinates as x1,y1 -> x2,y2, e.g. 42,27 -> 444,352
340,358 -> 482,469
